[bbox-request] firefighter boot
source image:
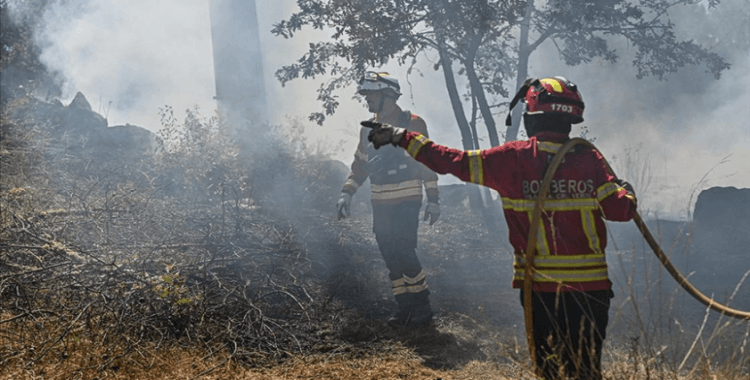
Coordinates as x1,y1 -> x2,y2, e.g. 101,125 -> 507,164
388,294 -> 433,328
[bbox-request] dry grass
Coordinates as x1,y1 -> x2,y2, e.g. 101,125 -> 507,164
2,100 -> 748,380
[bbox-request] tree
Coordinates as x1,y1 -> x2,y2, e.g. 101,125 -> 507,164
0,0 -> 62,103
273,0 -> 522,223
273,0 -> 522,149
503,0 -> 731,141
273,0 -> 729,145
272,0 -> 729,230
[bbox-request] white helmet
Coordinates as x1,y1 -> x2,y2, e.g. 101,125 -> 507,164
357,71 -> 401,97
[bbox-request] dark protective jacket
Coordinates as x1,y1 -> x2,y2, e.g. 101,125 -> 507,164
399,131 -> 637,292
342,111 -> 439,205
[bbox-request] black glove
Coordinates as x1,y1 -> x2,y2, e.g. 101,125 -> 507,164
361,121 -> 406,149
615,179 -> 635,196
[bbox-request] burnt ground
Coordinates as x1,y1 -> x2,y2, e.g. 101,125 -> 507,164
2,181 -> 748,379
0,95 -> 536,378
263,204 -> 526,371
0,179 -> 528,378
1,98 -> 747,378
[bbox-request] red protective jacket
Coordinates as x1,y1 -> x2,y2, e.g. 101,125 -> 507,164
400,131 -> 637,292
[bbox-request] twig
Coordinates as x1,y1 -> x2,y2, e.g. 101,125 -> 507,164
678,297 -> 712,371
189,341 -> 237,380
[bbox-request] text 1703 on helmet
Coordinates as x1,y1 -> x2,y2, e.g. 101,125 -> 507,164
506,76 -> 585,127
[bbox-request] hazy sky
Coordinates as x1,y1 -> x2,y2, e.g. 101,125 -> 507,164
19,0 -> 750,219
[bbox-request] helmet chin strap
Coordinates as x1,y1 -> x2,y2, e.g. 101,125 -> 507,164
506,78 -> 539,127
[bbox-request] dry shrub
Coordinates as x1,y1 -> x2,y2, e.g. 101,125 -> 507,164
2,99 -> 747,380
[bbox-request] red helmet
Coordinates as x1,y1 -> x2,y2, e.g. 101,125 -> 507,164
506,77 -> 585,126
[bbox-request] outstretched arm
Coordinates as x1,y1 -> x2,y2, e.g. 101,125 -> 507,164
407,116 -> 439,206
363,121 -> 511,191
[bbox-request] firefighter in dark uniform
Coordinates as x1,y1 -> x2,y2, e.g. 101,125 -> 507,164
365,76 -> 638,379
336,72 -> 440,327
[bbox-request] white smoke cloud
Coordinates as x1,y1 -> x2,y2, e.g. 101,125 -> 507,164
526,1 -> 750,219
34,0 -> 216,128
22,0 -> 749,219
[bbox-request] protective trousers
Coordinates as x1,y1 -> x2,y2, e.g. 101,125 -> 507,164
372,201 -> 429,309
520,289 -> 612,380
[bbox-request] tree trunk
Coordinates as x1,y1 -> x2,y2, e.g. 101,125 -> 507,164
438,43 -> 484,213
471,86 -> 503,232
438,45 -> 476,151
470,91 -> 480,149
466,62 -> 501,147
506,0 -> 534,142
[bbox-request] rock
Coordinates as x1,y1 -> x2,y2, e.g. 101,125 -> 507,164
105,123 -> 158,153
59,105 -> 108,132
693,186 -> 750,228
68,91 -> 92,111
689,186 -> 750,309
693,186 -> 750,255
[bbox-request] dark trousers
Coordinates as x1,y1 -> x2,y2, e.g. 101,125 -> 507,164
520,289 -> 612,380
372,201 -> 429,306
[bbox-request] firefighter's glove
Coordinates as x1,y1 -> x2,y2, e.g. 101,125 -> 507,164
336,192 -> 352,220
616,179 -> 635,197
616,179 -> 638,208
362,121 -> 405,149
423,202 -> 440,226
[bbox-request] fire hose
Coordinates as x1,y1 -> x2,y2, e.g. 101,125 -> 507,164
523,138 -> 750,373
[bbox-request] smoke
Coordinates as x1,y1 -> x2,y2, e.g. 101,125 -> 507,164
538,0 -> 750,219
7,0 -> 748,219
13,0 -> 216,128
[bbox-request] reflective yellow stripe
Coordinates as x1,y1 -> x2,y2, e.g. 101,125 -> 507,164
406,134 -> 430,158
371,187 -> 423,200
515,254 -> 606,268
513,268 -> 608,283
355,148 -> 368,161
371,179 -> 422,192
423,180 -> 438,189
371,180 -> 423,200
392,283 -> 429,295
392,271 -> 428,295
501,197 -> 598,211
537,140 -> 588,155
391,271 -> 426,287
537,141 -> 562,154
530,213 -> 550,256
513,274 -> 609,283
467,150 -> 484,185
344,179 -> 361,192
596,182 -> 619,201
581,209 -> 603,254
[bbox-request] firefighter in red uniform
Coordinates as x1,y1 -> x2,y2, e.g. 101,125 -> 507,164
365,76 -> 637,379
336,72 -> 440,327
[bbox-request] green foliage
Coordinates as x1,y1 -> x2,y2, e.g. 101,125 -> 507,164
154,105 -> 247,204
273,0 -> 730,144
152,106 -> 344,215
154,274 -> 200,306
273,0 -> 523,129
270,119 -> 347,209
